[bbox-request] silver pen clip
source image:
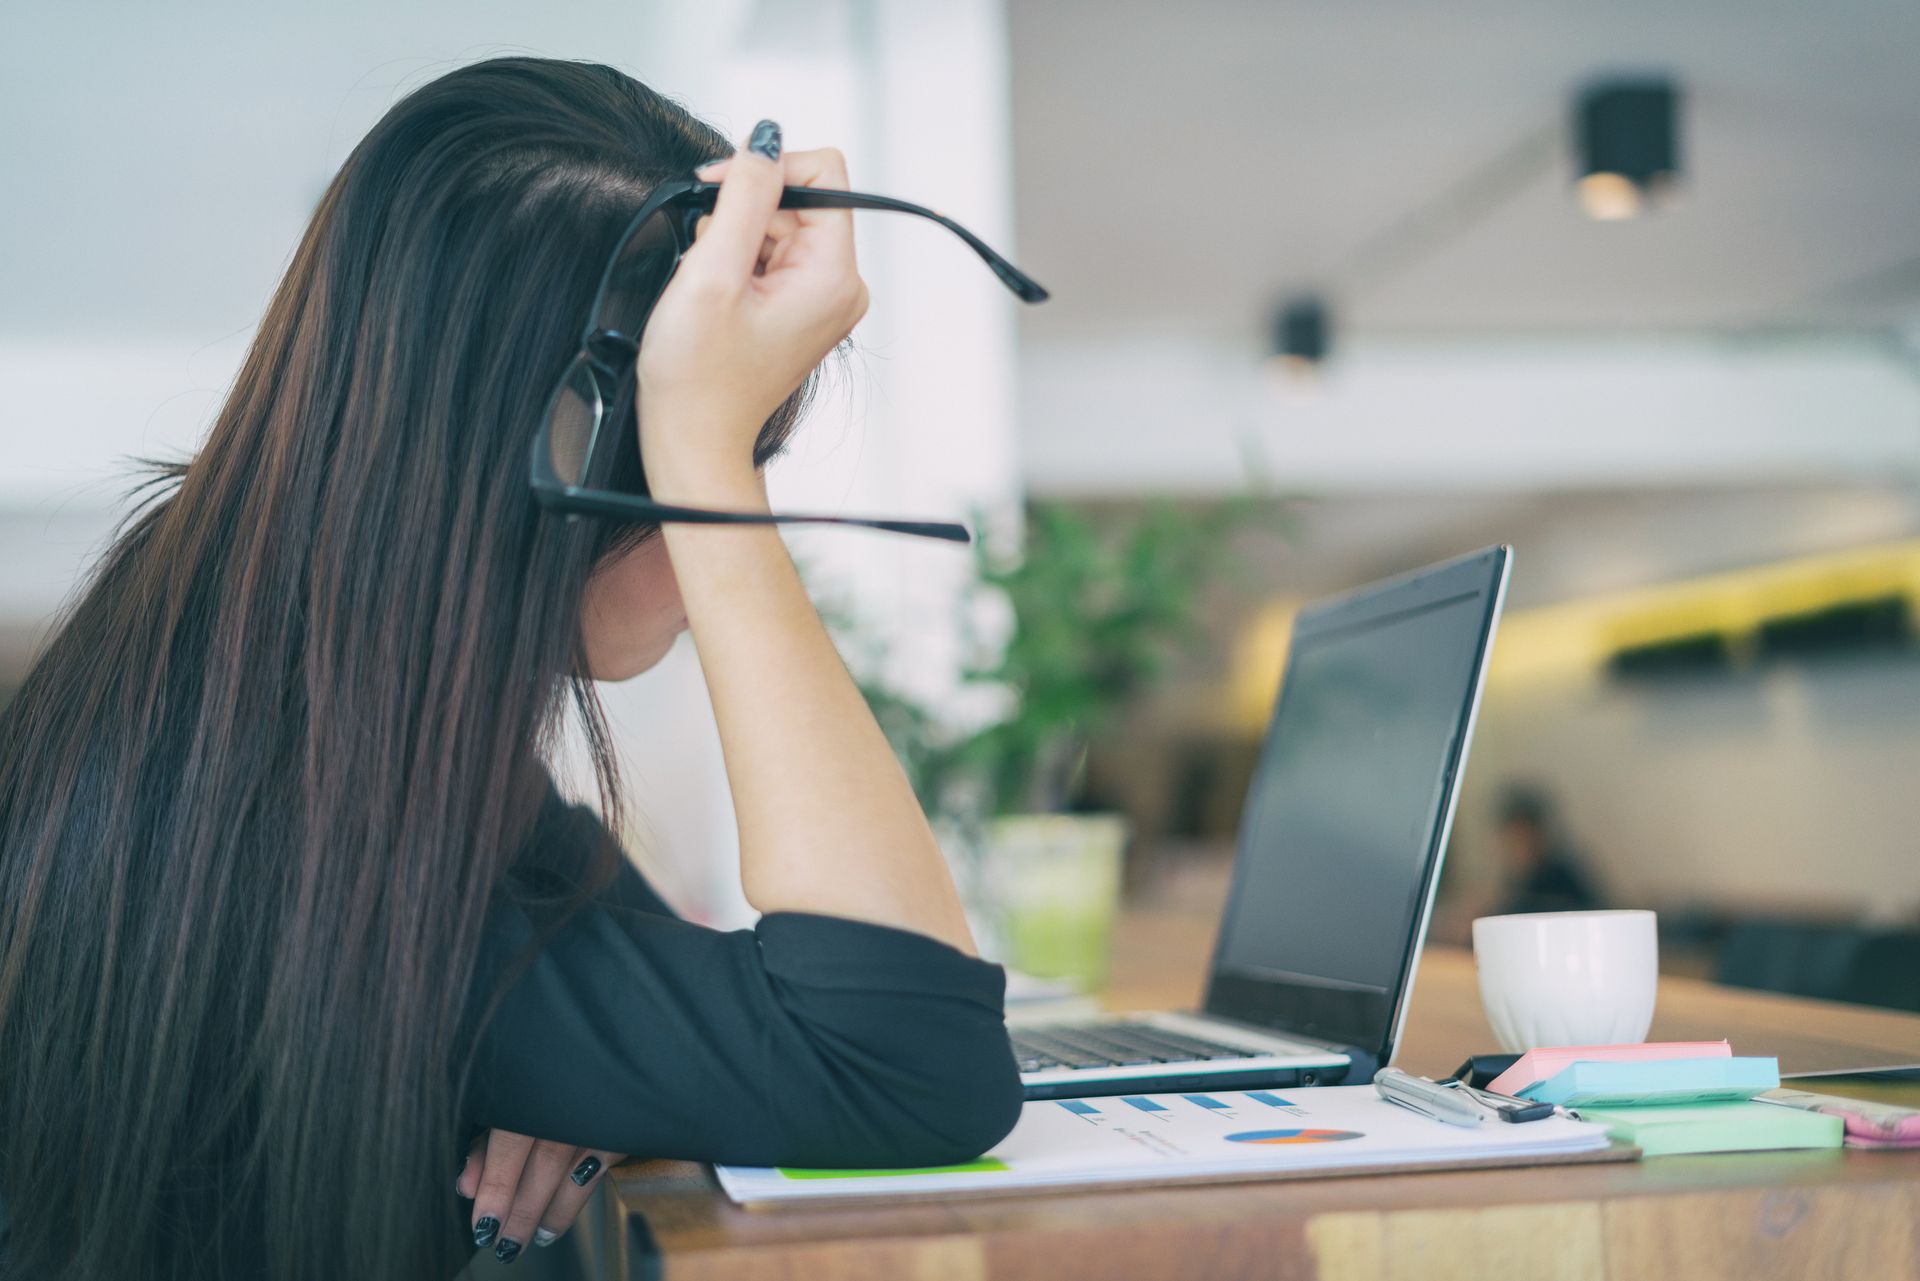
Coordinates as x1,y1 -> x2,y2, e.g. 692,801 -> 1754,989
1374,1067 -> 1487,1128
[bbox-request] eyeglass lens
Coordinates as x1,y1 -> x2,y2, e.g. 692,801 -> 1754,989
554,209 -> 686,491
547,354 -> 603,489
600,207 -> 681,327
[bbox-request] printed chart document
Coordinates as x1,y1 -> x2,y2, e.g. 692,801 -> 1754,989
715,1086 -> 1611,1206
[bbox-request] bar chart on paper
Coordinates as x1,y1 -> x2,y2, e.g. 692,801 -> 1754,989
717,1087 -> 1612,1205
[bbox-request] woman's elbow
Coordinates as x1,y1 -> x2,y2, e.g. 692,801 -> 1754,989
777,1020 -> 1025,1169
863,1025 -> 1025,1167
909,1034 -> 1025,1162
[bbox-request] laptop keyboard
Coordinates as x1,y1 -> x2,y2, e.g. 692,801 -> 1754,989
1011,1021 -> 1267,1073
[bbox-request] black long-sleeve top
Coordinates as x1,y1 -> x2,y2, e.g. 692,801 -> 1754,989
458,787 -> 1025,1169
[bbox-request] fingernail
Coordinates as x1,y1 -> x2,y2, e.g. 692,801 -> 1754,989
748,119 -> 782,161
570,1155 -> 602,1186
494,1238 -> 523,1264
533,1228 -> 560,1248
472,1216 -> 499,1248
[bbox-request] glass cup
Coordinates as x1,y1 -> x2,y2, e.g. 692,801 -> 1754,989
979,814 -> 1128,994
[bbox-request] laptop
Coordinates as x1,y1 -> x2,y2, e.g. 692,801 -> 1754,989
1014,546 -> 1511,1099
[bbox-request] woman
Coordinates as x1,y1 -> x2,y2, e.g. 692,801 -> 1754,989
0,57 -> 1024,1279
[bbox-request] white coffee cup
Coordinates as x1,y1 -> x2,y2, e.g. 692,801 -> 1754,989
1471,910 -> 1659,1053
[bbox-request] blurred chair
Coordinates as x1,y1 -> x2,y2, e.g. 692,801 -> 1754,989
1715,920 -> 1920,1013
1844,933 -> 1920,1013
1714,920 -> 1868,1002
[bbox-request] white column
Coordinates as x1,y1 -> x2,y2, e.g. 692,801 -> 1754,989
586,0 -> 1024,923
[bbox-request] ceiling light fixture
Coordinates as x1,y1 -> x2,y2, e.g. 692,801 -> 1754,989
1574,79 -> 1681,220
1268,296 -> 1331,376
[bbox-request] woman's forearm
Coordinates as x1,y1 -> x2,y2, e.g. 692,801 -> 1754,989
654,461 -> 977,956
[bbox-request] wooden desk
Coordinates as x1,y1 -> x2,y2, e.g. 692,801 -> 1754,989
587,906 -> 1920,1281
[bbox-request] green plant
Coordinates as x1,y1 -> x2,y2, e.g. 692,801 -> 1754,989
852,497 -> 1289,819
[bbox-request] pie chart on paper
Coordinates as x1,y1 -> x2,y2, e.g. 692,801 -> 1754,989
1224,1128 -> 1364,1144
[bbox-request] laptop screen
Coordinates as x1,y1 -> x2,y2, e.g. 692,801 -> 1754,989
1203,548 -> 1507,1064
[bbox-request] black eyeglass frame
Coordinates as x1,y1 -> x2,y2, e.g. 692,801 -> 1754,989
530,178 -> 1048,543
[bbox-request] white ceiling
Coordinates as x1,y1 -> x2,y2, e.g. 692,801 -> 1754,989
14,1 -> 1916,347
1006,0 -> 1920,343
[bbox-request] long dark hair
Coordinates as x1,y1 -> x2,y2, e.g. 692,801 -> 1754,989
0,57 -> 806,1279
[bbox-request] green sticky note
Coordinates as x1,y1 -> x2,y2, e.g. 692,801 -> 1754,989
777,1157 -> 1010,1180
1574,1101 -> 1842,1157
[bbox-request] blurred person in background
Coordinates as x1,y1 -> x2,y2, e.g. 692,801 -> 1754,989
1489,782 -> 1603,916
0,57 -> 1021,1281
1429,781 -> 1606,947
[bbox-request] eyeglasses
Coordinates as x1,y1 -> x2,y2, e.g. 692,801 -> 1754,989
531,178 -> 1048,544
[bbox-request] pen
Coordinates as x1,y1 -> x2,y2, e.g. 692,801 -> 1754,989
1374,1067 -> 1486,1128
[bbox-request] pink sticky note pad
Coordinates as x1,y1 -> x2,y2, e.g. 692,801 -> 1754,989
1818,1105 -> 1920,1147
1487,1040 -> 1732,1097
1845,1131 -> 1920,1149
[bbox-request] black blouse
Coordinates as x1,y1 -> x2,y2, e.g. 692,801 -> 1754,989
458,787 -> 1025,1170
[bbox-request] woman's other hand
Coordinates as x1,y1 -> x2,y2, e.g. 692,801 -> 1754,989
635,121 -> 869,499
456,1128 -> 623,1261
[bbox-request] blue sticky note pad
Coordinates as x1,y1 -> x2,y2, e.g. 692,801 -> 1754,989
1523,1057 -> 1780,1107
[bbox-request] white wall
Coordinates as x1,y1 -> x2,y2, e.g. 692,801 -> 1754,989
1019,334 -> 1920,497
1454,657 -> 1920,922
1,5 -> 714,508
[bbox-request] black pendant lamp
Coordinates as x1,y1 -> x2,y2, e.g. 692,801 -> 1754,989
1574,79 -> 1682,220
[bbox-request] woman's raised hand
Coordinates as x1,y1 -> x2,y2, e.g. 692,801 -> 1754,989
456,1127 -> 624,1261
635,121 -> 868,500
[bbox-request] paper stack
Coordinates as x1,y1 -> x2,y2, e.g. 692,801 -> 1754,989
716,1085 -> 1611,1206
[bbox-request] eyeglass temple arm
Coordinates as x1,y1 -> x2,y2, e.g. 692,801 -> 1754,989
682,183 -> 1047,303
552,487 -> 971,544
778,189 -> 1048,303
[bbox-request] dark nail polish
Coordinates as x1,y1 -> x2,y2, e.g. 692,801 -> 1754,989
533,1228 -> 560,1248
472,1216 -> 499,1248
571,1155 -> 602,1186
495,1238 -> 523,1264
748,119 -> 781,161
